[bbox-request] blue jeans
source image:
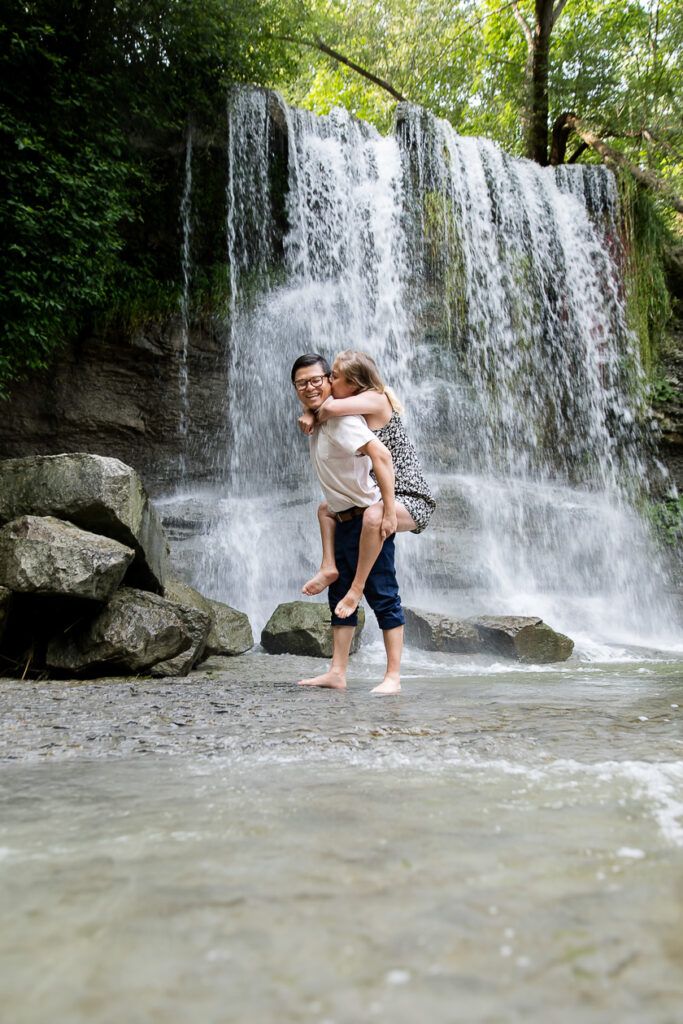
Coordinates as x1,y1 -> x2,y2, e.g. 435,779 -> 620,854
328,515 -> 405,630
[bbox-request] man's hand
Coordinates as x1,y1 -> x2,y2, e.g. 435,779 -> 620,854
380,509 -> 398,539
298,411 -> 316,435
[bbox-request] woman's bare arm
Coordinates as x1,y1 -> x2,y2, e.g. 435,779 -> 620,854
316,392 -> 389,423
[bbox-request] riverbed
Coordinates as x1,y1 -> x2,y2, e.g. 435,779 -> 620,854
1,646 -> 682,1023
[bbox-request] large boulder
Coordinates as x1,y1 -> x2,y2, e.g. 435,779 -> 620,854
163,577 -> 253,656
0,586 -> 10,645
0,515 -> 134,601
467,615 -> 574,663
403,607 -> 484,654
46,587 -> 210,677
261,600 -> 365,657
0,454 -> 169,592
404,609 -> 574,663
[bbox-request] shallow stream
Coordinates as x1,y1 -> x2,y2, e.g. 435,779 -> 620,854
2,647 -> 682,1023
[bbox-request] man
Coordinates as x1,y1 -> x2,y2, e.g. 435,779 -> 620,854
291,353 -> 404,695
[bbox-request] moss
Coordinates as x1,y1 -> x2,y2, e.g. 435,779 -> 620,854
645,494 -> 683,549
620,175 -> 675,375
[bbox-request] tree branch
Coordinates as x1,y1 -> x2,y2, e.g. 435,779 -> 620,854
552,0 -> 569,28
510,1 -> 533,48
312,34 -> 408,102
275,34 -> 407,103
565,115 -> 683,215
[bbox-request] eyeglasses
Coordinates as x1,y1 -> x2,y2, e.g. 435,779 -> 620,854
293,374 -> 327,391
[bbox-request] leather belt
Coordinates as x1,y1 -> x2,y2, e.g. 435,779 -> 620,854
335,506 -> 366,523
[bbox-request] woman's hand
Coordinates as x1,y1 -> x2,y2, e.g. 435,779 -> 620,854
380,508 -> 398,539
298,411 -> 316,435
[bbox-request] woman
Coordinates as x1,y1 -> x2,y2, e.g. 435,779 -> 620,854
299,349 -> 435,618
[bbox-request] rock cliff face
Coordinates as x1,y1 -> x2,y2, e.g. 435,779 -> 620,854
0,317 -> 231,492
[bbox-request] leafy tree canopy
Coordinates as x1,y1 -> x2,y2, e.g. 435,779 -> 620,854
283,0 -> 682,190
0,0 -> 298,395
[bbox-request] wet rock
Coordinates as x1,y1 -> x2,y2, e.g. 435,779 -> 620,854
403,606 -> 484,653
0,454 -> 169,592
46,587 -> 210,677
0,515 -> 134,601
163,577 -> 253,656
467,615 -> 574,663
0,586 -> 11,645
261,600 -> 365,657
205,600 -> 253,656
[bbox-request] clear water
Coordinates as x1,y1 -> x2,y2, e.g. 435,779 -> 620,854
2,650 -> 682,1022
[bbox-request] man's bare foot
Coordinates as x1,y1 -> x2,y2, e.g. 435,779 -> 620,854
371,673 -> 401,695
298,669 -> 347,689
302,568 -> 339,596
334,586 -> 362,619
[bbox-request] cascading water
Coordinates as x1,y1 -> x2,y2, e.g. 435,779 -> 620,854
162,88 -> 679,651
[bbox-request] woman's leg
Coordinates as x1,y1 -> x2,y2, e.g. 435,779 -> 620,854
334,502 -> 416,618
302,502 -> 340,595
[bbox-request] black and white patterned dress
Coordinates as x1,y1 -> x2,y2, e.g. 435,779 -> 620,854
371,411 -> 436,533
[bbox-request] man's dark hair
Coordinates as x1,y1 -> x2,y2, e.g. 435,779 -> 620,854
291,353 -> 331,383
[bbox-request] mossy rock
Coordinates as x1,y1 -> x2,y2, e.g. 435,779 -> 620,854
261,600 -> 365,658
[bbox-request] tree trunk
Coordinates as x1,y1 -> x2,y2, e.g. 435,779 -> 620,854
528,0 -> 555,165
550,111 -> 574,166
512,0 -> 568,165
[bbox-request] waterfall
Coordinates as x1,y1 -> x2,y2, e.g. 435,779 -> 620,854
163,89 -> 678,651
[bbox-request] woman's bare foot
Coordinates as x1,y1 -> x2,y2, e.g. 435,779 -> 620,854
302,568 -> 339,596
334,586 -> 362,619
371,673 -> 401,695
298,669 -> 347,689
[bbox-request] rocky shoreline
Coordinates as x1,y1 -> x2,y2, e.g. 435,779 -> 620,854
0,454 -> 575,680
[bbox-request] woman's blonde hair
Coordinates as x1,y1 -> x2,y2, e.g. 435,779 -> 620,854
333,349 -> 404,414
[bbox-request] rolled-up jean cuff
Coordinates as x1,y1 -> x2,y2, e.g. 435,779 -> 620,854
330,611 -> 359,627
375,611 -> 405,630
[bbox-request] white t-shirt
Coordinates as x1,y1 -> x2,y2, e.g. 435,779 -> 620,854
309,414 -> 381,514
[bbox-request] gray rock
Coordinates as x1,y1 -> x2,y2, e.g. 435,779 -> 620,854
0,515 -> 134,601
261,600 -> 365,657
163,577 -> 213,615
466,615 -> 574,663
46,587 -> 210,677
163,577 -> 253,656
150,603 -> 211,677
205,600 -> 253,656
0,454 -> 169,592
0,586 -> 11,645
403,606 -> 484,653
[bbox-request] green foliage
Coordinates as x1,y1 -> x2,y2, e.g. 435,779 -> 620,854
620,175 -> 674,372
647,494 -> 683,548
285,1 -> 683,184
0,0 -> 298,397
